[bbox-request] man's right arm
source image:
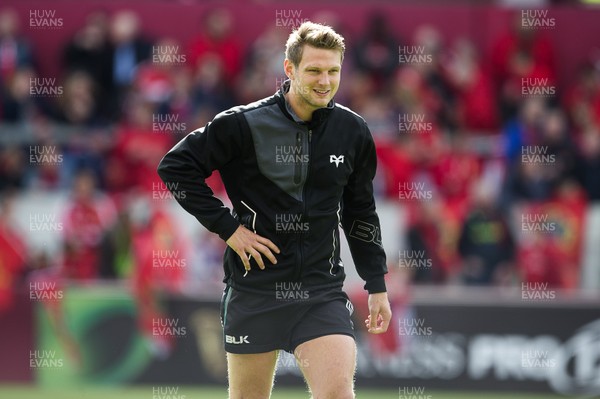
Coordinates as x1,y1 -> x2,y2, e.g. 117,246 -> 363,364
157,112 -> 241,242
157,112 -> 280,270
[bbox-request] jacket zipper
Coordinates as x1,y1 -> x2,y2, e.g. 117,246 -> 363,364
295,128 -> 312,281
293,132 -> 302,185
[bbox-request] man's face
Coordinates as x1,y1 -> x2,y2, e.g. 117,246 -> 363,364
285,45 -> 342,112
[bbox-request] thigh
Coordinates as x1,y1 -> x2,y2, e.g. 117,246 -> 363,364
227,351 -> 279,399
295,335 -> 356,399
221,286 -> 298,353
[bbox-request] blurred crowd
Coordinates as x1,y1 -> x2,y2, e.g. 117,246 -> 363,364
1,6 -> 600,312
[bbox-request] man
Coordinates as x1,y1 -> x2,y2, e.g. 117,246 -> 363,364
158,21 -> 391,399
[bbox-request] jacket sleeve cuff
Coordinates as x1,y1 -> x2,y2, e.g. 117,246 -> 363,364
364,275 -> 387,294
214,214 -> 241,242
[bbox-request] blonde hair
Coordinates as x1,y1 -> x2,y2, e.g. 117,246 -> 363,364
285,21 -> 345,66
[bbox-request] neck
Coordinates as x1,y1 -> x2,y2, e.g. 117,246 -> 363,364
284,91 -> 312,122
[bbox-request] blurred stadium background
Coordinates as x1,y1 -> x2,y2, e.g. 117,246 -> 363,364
1,0 -> 600,398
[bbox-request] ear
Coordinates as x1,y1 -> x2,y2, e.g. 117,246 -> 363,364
284,58 -> 294,80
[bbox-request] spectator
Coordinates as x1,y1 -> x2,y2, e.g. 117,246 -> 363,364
56,70 -> 103,126
187,8 -> 241,84
516,180 -> 586,292
190,52 -> 234,124
458,184 -> 515,285
236,25 -> 287,104
0,145 -> 26,191
405,198 -> 463,284
565,62 -> 600,135
490,11 -> 556,121
578,129 -> 600,201
0,8 -> 34,88
445,38 -> 499,132
412,25 -> 458,132
431,133 -> 481,212
354,12 -> 399,90
504,96 -> 547,162
62,10 -> 112,113
131,203 -> 188,357
539,108 -> 579,184
108,10 -> 152,117
56,70 -> 112,189
61,169 -> 116,280
109,97 -> 172,192
1,66 -> 54,122
0,192 -> 27,313
502,159 -> 556,206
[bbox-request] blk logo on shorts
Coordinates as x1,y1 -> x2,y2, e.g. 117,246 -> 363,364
226,335 -> 250,344
330,155 -> 344,167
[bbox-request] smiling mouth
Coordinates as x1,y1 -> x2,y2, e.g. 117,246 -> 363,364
314,89 -> 330,96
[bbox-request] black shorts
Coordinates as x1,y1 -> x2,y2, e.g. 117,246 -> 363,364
220,285 -> 355,354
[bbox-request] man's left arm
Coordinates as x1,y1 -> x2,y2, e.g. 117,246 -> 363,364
341,122 -> 391,334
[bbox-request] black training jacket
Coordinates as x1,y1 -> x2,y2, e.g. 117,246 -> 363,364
157,82 -> 387,295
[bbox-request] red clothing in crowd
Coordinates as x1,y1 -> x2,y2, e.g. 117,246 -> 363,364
62,195 -> 116,280
0,220 -> 26,312
133,208 -> 187,351
431,146 -> 481,206
111,124 -> 173,192
187,33 -> 241,82
454,66 -> 499,131
491,30 -> 556,86
517,187 -> 586,289
375,140 -> 415,199
565,77 -> 600,133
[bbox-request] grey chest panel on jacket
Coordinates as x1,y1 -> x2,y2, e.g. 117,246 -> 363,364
244,105 -> 310,202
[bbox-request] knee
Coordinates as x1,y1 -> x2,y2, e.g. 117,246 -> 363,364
229,386 -> 273,399
312,386 -> 354,399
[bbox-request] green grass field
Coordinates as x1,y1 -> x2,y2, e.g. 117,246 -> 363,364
0,385 -> 566,399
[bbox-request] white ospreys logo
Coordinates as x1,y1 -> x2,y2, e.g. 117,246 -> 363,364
330,155 -> 344,167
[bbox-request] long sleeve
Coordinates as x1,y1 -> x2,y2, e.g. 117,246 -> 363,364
157,111 -> 241,241
341,123 -> 388,293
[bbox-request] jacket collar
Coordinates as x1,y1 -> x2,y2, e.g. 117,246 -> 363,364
276,79 -> 335,127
